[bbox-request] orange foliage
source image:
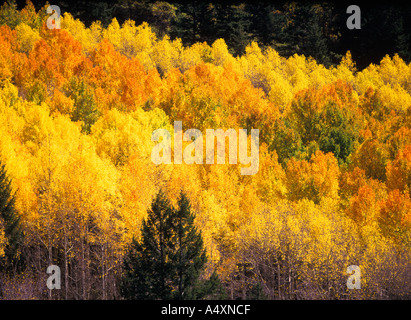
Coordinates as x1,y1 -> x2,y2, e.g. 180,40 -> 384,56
1,4 -> 411,299
89,39 -> 162,112
339,167 -> 368,199
286,150 -> 339,203
379,189 -> 411,235
386,144 -> 411,192
347,185 -> 377,225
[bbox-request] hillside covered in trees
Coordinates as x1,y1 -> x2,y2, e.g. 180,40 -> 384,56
10,0 -> 411,69
0,1 -> 410,299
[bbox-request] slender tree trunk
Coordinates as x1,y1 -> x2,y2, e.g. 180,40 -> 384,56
102,243 -> 106,300
277,263 -> 281,300
64,222 -> 68,300
242,266 -> 246,300
47,206 -> 53,300
159,211 -> 165,297
178,215 -> 183,298
85,224 -> 90,300
81,236 -> 86,299
48,244 -> 52,300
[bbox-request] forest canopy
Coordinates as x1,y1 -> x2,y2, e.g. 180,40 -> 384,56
9,0 -> 411,69
0,1 -> 410,300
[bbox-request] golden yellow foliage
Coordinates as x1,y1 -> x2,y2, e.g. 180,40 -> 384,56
0,9 -> 410,299
0,217 -> 6,257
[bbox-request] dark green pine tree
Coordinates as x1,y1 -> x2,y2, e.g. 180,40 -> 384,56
389,10 -> 411,61
120,190 -> 222,300
295,4 -> 329,66
120,190 -> 175,299
171,191 -> 207,299
171,1 -> 215,46
304,11 -> 330,66
275,3 -> 330,66
0,161 -> 24,274
225,4 -> 253,56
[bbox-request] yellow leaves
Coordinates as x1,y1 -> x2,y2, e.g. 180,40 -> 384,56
19,0 -> 42,29
164,164 -> 201,207
0,126 -> 34,222
253,145 -> 286,203
332,51 -> 356,85
239,203 -> 283,255
198,189 -> 230,249
355,64 -> 384,95
103,19 -> 157,69
0,79 -> 19,108
1,10 -> 411,298
91,107 -> 169,166
119,154 -> 158,242
356,54 -> 411,96
196,164 -> 245,256
15,23 -> 40,53
59,136 -> 119,216
179,41 -> 207,72
340,51 -> 356,73
238,42 -> 275,95
0,88 -> 36,222
23,109 -> 123,248
244,41 -> 264,64
151,35 -> 183,76
268,75 -> 293,113
378,54 -> 411,89
376,84 -> 411,114
161,61 -> 279,132
20,101 -> 55,155
61,13 -> 102,53
211,39 -> 236,67
295,199 -> 331,251
285,54 -> 311,89
0,215 -> 7,257
89,106 -> 173,243
48,89 -> 74,115
239,198 -> 357,287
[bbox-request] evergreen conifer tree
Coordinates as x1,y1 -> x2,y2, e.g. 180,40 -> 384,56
120,190 -> 175,299
171,192 -> 207,299
0,161 -> 24,274
120,190 -> 222,300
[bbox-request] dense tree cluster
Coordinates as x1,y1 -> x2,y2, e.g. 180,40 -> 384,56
9,0 -> 411,69
0,1 -> 410,299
